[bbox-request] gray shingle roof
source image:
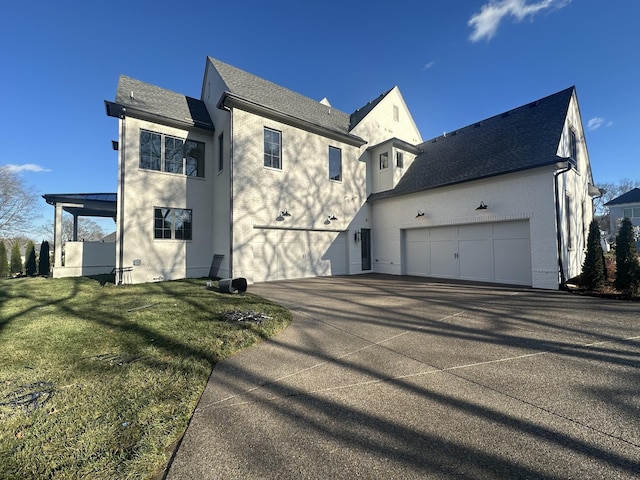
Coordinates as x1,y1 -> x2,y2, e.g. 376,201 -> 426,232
349,88 -> 394,130
605,187 -> 640,206
209,57 -> 355,137
109,75 -> 214,130
369,86 -> 575,201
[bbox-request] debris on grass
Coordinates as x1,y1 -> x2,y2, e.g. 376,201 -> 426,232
222,310 -> 272,325
0,381 -> 54,416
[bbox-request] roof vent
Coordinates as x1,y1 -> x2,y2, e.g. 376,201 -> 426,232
528,100 -> 539,107
474,122 -> 483,128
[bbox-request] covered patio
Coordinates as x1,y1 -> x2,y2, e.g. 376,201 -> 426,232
42,193 -> 117,278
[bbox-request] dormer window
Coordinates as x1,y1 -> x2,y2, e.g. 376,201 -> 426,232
379,152 -> 389,170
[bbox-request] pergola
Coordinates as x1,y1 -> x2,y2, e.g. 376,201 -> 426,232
42,193 -> 117,268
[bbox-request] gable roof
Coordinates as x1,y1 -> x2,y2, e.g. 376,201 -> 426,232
369,87 -> 575,201
349,88 -> 394,130
605,187 -> 640,206
105,75 -> 214,131
209,57 -> 366,146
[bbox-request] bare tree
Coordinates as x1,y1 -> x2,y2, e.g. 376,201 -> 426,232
36,216 -> 107,244
0,166 -> 38,237
594,178 -> 640,231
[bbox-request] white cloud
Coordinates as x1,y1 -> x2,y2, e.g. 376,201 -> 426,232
2,163 -> 52,173
468,0 -> 571,42
587,117 -> 613,131
422,61 -> 436,71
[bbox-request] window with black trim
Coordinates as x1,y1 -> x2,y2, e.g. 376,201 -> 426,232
396,152 -> 404,168
218,132 -> 224,173
140,130 -> 205,177
569,129 -> 577,164
264,127 -> 282,169
329,146 -> 342,181
379,152 -> 389,170
154,208 -> 192,240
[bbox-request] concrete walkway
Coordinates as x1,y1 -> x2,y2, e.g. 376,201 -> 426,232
166,274 -> 640,479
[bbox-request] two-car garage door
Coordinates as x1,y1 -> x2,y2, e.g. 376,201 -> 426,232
252,229 -> 347,283
403,221 -> 532,286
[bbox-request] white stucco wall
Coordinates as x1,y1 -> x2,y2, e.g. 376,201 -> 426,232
228,108 -> 368,283
116,117 -> 215,284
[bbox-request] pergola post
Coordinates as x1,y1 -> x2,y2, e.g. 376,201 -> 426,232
54,203 -> 64,267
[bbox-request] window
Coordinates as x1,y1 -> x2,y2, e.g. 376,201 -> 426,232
139,130 -> 205,177
217,132 -> 224,173
393,105 -> 399,122
264,127 -> 281,169
396,151 -> 404,168
185,140 -> 205,177
140,131 -> 161,171
379,152 -> 389,170
569,129 -> 577,163
329,146 -> 342,181
565,195 -> 572,249
154,208 -> 192,240
623,207 -> 640,218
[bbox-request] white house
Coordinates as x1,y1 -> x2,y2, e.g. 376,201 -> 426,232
605,188 -> 640,251
45,57 -> 601,289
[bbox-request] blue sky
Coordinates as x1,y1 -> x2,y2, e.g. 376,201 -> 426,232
1,0 -> 638,235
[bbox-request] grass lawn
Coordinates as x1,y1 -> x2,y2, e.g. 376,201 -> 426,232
0,276 -> 291,479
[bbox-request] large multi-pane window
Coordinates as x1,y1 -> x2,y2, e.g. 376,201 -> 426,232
623,207 -> 640,218
329,146 -> 342,182
154,208 -> 192,240
264,127 -> 282,169
140,130 -> 205,177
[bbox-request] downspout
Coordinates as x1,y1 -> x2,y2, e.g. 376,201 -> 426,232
554,159 -> 572,289
117,111 -> 126,284
224,105 -> 234,277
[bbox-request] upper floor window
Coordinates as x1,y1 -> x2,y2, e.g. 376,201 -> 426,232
140,130 -> 204,177
623,207 -> 640,218
379,152 -> 389,170
154,207 -> 192,240
396,152 -> 404,168
264,127 -> 282,169
218,132 -> 224,173
329,146 -> 342,182
569,129 -> 578,164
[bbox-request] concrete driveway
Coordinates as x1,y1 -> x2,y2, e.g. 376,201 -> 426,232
166,274 -> 640,479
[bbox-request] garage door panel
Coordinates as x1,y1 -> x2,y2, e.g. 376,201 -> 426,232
494,237 -> 531,285
430,241 -> 457,278
405,229 -> 429,276
459,239 -> 492,281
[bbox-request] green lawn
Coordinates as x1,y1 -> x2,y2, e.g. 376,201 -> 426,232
0,276 -> 291,479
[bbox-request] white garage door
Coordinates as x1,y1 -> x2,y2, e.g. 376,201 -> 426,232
252,229 -> 347,282
404,221 -> 531,286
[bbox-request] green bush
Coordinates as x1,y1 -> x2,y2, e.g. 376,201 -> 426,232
10,241 -> 22,275
38,240 -> 50,276
614,217 -> 640,295
580,220 -> 605,290
0,240 -> 8,277
25,240 -> 37,276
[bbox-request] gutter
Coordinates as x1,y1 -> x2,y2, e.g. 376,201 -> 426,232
554,158 -> 573,289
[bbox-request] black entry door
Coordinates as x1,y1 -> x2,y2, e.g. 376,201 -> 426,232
361,228 -> 371,270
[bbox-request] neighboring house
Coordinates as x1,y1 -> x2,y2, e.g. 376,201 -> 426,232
605,187 -> 640,250
45,57 -> 601,289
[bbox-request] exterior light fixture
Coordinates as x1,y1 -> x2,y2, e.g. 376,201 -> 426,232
328,214 -> 338,221
281,210 -> 291,217
111,140 -> 119,151
416,210 -> 425,218
354,230 -> 361,242
476,201 -> 488,210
